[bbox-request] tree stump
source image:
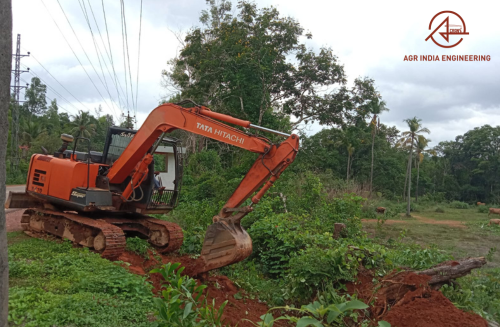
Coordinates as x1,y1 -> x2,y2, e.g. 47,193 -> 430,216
334,223 -> 346,239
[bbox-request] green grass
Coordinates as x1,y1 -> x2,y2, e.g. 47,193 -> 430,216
363,206 -> 500,268
7,234 -> 156,327
363,203 -> 500,323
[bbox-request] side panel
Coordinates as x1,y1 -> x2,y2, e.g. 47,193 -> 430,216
27,154 -> 101,201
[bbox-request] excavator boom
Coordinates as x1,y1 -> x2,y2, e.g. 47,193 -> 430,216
107,103 -> 299,273
6,102 -> 299,273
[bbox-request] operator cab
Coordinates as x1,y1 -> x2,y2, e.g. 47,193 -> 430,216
101,126 -> 184,214
52,126 -> 183,214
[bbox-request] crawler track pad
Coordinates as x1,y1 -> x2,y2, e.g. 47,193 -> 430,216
199,221 -> 252,272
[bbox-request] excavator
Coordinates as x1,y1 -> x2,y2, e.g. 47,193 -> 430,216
5,102 -> 299,273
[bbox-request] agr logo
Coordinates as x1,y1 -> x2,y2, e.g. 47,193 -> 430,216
425,11 -> 469,48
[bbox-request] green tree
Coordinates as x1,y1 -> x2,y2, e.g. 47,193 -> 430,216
400,117 -> 430,216
335,127 -> 362,181
20,121 -> 46,149
71,110 -> 96,139
23,77 -> 47,120
414,136 -> 435,202
366,98 -> 388,196
163,0 -> 379,132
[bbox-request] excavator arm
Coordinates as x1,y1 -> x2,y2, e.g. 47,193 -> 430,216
107,103 -> 299,272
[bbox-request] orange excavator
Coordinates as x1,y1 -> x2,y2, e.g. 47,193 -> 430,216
5,102 -> 299,272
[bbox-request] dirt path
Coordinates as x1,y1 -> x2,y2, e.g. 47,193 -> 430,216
362,215 -> 466,228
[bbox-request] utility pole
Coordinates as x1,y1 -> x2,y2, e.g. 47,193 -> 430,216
122,110 -> 135,130
10,34 -> 29,171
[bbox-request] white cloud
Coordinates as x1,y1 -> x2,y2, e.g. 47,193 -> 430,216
12,0 -> 500,145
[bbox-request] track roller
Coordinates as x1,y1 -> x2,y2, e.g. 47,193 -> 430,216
103,215 -> 183,253
21,209 -> 126,260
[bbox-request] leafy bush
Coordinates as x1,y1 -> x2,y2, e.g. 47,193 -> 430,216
449,201 -> 469,209
151,263 -> 227,327
126,236 -> 152,259
477,205 -> 489,214
255,287 -> 382,327
258,299 -> 370,327
435,207 -> 445,213
249,213 -> 312,276
441,268 -> 500,322
169,200 -> 220,254
287,246 -> 357,300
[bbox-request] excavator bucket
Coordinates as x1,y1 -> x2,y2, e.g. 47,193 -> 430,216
199,221 -> 252,272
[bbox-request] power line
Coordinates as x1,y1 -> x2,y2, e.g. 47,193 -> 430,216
121,0 -> 135,114
119,0 -> 130,113
101,0 -> 125,111
135,0 -> 143,114
78,0 -> 112,103
21,76 -> 73,114
86,0 -> 127,109
40,0 -> 115,116
56,0 -> 120,118
22,48 -> 89,111
22,68 -> 80,113
121,0 -> 135,116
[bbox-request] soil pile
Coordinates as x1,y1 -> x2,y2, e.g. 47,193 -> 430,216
346,269 -> 488,327
383,289 -> 487,327
117,250 -> 269,326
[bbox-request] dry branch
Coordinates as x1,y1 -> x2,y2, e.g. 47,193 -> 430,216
418,257 -> 486,286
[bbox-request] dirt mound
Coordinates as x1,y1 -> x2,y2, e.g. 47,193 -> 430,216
117,250 -> 269,326
346,269 -> 487,327
383,289 -> 487,327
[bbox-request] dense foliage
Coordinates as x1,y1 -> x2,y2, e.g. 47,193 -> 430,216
7,234 -> 154,326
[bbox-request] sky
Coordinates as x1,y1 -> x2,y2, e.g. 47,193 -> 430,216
11,0 -> 500,146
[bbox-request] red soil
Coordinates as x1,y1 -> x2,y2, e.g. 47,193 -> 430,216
346,269 -> 488,327
117,250 -> 269,326
384,289 -> 487,327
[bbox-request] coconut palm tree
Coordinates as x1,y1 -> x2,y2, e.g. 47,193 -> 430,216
366,98 -> 388,197
335,129 -> 359,181
21,121 -> 46,148
71,110 -> 96,139
414,136 -> 436,202
400,117 -> 430,216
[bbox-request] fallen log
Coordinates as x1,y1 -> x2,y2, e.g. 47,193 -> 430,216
418,257 -> 486,285
371,257 -> 487,316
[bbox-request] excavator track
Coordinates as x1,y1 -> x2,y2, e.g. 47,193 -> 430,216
141,217 -> 184,253
103,215 -> 183,253
21,208 -> 126,260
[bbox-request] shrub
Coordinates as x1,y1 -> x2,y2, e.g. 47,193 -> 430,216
287,240 -> 392,301
435,207 -> 445,213
126,237 -> 152,259
151,263 -> 226,327
287,246 -> 357,301
168,200 -> 220,254
477,205 -> 489,214
449,201 -> 469,209
441,268 -> 500,322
